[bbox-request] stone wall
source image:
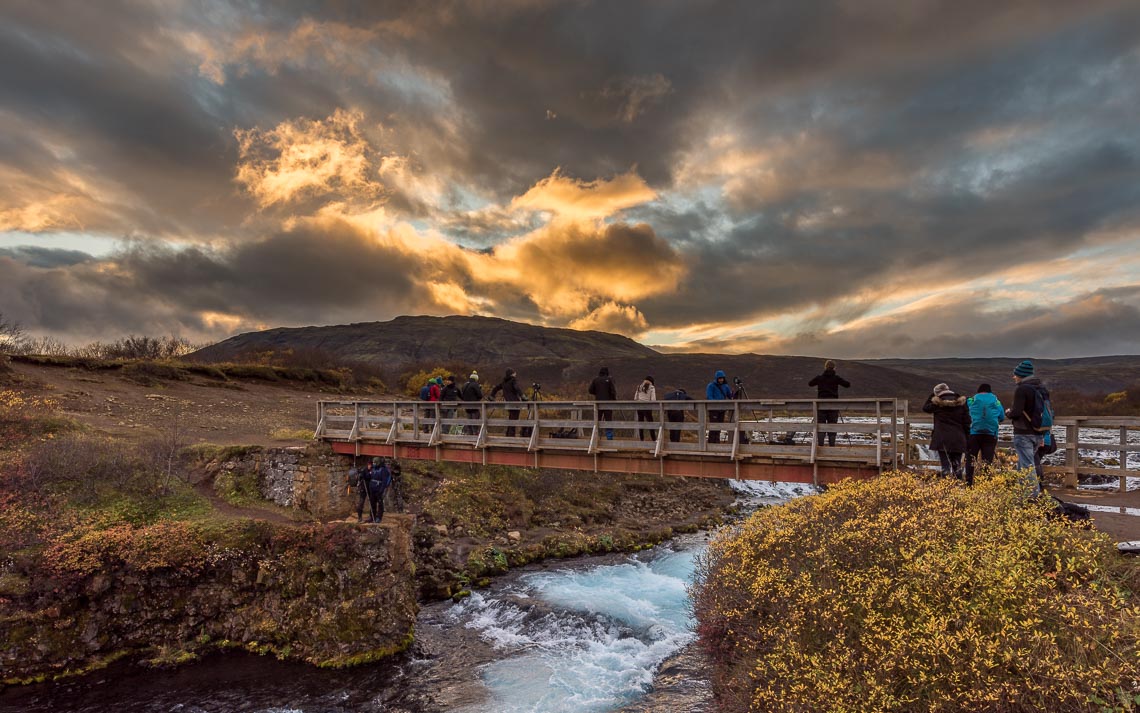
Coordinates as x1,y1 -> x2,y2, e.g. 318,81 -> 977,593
207,443 -> 354,518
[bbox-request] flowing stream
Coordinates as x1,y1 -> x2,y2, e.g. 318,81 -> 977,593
1,482 -> 808,713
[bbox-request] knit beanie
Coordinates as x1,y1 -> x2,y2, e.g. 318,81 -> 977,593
1013,360 -> 1034,378
977,383 -> 992,393
469,371 -> 479,381
933,383 -> 952,397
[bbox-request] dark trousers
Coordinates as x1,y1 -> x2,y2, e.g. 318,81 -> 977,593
506,405 -> 519,437
708,409 -> 727,443
666,412 -> 684,442
354,485 -> 369,521
965,433 -> 997,486
367,487 -> 385,522
938,451 -> 964,480
599,408 -> 613,440
817,409 -> 838,446
464,408 -> 480,435
637,409 -> 656,440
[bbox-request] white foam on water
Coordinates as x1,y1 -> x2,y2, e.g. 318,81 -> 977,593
727,479 -> 820,500
447,548 -> 702,713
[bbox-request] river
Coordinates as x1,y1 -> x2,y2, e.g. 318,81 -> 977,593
0,481 -> 808,713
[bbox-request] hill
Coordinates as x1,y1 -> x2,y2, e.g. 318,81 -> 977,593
190,315 -> 1140,407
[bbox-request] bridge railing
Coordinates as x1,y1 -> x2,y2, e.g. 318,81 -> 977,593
903,415 -> 1140,492
316,397 -> 902,469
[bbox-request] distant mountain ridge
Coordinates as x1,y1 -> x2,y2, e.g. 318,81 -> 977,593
193,315 -> 1140,404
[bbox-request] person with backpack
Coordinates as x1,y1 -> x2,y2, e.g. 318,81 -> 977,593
352,462 -> 372,523
385,457 -> 404,514
922,383 -> 971,480
491,368 -> 524,437
1007,360 -> 1049,496
634,376 -> 657,441
808,359 -> 851,447
965,383 -> 1004,486
663,387 -> 693,443
460,371 -> 483,435
367,456 -> 391,522
589,367 -> 618,440
706,370 -> 732,444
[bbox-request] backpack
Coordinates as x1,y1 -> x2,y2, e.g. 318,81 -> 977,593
347,467 -> 361,487
419,384 -> 431,401
1039,430 -> 1058,455
1027,384 -> 1054,433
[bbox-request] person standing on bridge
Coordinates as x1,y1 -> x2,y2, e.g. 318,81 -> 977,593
589,367 -> 618,440
965,383 -> 1004,486
809,359 -> 850,447
491,368 -> 525,437
634,376 -> 657,441
706,370 -> 732,444
1007,360 -> 1047,496
664,387 -> 693,443
440,375 -> 462,434
923,383 -> 971,480
460,371 -> 483,435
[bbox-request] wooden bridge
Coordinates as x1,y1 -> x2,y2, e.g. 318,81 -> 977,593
316,399 -> 1140,489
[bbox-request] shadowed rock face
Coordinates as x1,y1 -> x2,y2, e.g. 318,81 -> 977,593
0,520 -> 417,684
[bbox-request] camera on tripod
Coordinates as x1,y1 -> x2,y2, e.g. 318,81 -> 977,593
532,382 -> 542,391
733,377 -> 744,386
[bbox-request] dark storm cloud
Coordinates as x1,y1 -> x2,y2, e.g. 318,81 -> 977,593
0,246 -> 94,268
2,0 -> 1140,356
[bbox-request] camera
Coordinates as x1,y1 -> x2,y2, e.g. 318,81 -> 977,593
532,382 -> 542,390
733,377 -> 744,386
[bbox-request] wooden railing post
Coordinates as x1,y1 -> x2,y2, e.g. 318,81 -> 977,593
1121,425 -> 1129,494
1064,422 -> 1078,489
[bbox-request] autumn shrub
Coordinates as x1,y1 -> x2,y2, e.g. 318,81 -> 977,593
403,366 -> 453,396
0,389 -> 70,449
692,470 -> 1140,713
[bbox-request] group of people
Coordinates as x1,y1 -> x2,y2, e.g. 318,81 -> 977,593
349,457 -> 404,523
414,359 -> 1051,492
923,359 -> 1049,494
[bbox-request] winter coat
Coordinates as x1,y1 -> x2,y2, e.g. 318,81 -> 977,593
428,383 -> 441,401
923,392 -> 970,453
460,380 -> 483,402
491,375 -> 525,402
589,375 -> 617,401
1009,377 -> 1045,435
634,383 -> 656,402
808,369 -> 851,399
706,370 -> 732,400
439,383 -> 462,402
967,392 -> 1005,436
368,465 -> 391,495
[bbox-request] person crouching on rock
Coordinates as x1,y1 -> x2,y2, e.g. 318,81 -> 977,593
922,383 -> 971,480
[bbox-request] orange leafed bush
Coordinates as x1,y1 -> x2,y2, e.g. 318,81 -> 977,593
692,471 -> 1140,712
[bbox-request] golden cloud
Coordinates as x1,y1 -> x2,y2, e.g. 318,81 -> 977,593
234,109 -> 384,209
510,168 -> 657,221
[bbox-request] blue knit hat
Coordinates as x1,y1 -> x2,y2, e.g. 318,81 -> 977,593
1013,360 -> 1034,378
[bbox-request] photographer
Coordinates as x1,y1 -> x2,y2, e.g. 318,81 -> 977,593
705,370 -> 732,443
490,368 -> 524,437
588,367 -> 617,440
634,375 -> 657,441
808,359 -> 850,447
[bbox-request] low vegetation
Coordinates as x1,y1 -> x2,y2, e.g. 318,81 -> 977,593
692,470 -> 1140,712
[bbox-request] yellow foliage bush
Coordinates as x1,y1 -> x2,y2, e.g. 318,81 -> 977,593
403,367 -> 452,397
692,471 -> 1140,712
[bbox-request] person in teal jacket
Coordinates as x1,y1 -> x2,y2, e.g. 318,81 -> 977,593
706,370 -> 732,444
965,383 -> 1004,485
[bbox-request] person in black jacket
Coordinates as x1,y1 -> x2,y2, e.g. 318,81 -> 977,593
808,359 -> 850,446
439,375 -> 462,434
460,371 -> 483,435
588,367 -> 618,440
922,383 -> 971,479
663,387 -> 693,443
490,368 -> 524,437
1006,359 -> 1046,496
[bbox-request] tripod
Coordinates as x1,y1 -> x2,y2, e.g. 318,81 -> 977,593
732,381 -> 754,444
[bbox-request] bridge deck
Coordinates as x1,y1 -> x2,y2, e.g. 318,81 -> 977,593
317,400 -> 1140,489
317,398 -> 901,485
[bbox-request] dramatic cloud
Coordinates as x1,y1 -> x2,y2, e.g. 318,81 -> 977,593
2,0 -> 1139,357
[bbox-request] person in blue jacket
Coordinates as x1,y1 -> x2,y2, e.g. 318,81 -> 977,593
965,383 -> 1004,486
706,370 -> 733,444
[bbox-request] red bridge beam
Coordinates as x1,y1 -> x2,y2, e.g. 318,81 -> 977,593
328,442 -> 878,485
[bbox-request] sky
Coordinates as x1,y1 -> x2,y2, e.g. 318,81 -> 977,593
1,0 -> 1140,358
